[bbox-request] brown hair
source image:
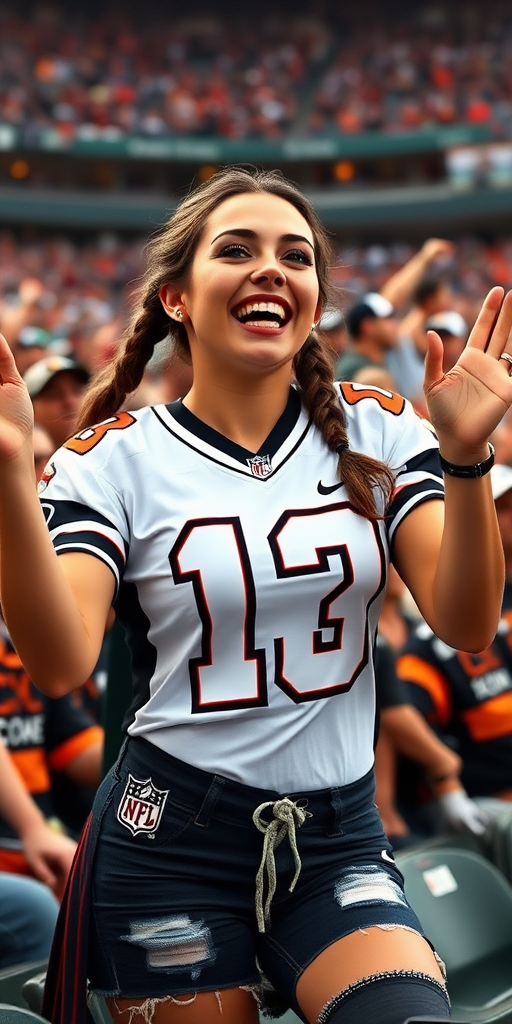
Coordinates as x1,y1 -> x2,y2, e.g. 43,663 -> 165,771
78,166 -> 393,519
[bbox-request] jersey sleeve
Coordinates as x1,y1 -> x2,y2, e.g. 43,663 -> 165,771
337,382 -> 444,545
38,443 -> 129,597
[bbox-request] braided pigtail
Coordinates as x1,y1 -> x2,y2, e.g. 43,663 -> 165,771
77,293 -> 171,431
293,333 -> 395,521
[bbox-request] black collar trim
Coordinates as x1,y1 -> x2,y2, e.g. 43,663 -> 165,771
166,386 -> 302,465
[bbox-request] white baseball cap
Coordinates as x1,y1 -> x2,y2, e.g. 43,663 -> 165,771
425,311 -> 468,338
23,355 -> 90,398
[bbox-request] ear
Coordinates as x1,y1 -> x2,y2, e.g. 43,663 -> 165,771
159,284 -> 185,321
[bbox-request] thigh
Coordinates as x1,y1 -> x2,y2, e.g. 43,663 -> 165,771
295,925 -> 445,1024
106,987 -> 260,1024
257,798 -> 437,1018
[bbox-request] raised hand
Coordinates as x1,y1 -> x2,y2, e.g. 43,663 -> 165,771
0,331 -> 35,464
424,287 -> 512,459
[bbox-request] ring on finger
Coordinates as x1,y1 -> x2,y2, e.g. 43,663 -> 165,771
499,352 -> 512,374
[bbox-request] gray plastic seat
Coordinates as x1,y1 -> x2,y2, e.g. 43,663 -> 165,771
0,1005 -> 49,1024
398,846 -> 512,1023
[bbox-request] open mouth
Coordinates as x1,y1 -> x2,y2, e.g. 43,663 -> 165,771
231,298 -> 292,330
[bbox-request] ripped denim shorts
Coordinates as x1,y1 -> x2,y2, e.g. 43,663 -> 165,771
87,736 -> 427,1019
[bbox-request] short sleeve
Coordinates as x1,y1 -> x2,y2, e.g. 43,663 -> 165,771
337,381 -> 444,545
38,445 -> 129,597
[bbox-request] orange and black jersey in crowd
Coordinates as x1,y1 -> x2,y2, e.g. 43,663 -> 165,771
0,624 -> 102,871
397,582 -> 512,799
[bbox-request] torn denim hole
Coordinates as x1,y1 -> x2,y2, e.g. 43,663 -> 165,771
122,914 -> 216,979
334,866 -> 408,909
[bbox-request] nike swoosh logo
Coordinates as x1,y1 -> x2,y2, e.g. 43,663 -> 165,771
381,849 -> 396,864
317,481 -> 344,495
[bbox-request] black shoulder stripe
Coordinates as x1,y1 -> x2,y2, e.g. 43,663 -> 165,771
396,448 -> 443,481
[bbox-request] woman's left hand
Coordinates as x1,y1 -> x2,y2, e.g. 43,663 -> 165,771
424,286 -> 512,461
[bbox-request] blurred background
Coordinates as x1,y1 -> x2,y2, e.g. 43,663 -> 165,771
0,0 -> 511,347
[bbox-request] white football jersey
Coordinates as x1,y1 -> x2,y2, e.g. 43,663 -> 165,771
39,383 -> 443,791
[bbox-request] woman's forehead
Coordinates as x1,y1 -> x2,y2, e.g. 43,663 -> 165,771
203,191 -> 314,243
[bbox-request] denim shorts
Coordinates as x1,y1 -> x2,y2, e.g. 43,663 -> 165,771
87,736 -> 427,1017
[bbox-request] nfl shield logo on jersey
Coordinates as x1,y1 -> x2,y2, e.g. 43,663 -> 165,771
247,454 -> 272,477
117,774 -> 169,836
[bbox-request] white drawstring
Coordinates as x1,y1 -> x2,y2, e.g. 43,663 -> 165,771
252,797 -> 312,933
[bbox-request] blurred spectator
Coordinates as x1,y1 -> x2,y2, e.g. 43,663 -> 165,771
424,310 -> 469,373
399,275 -> 454,351
396,463 -> 512,833
374,634 -> 470,849
317,307 -> 348,371
0,732 -> 77,901
373,567 -> 477,847
0,598 -> 104,869
12,325 -> 54,377
0,870 -> 59,968
350,364 -> 399,393
0,278 -> 56,348
23,355 -> 90,449
335,292 -> 399,380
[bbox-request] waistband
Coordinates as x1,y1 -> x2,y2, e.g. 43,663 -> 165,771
117,735 -> 375,834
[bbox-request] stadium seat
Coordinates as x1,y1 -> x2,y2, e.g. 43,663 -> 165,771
0,1006 -> 49,1024
19,975 -> 45,1018
0,965 -> 48,1013
404,1018 -> 469,1023
398,846 -> 512,1022
483,807 -> 512,885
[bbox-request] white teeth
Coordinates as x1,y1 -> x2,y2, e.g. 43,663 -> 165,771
236,300 -> 287,321
248,320 -> 281,328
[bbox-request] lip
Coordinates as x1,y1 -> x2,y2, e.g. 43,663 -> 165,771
230,293 -> 293,329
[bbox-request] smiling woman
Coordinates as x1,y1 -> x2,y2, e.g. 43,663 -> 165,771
0,167 -> 511,1024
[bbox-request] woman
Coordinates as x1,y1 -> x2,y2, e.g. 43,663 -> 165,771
0,167 -> 511,1024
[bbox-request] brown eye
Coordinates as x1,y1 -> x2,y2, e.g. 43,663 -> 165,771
216,244 -> 251,258
283,249 -> 313,266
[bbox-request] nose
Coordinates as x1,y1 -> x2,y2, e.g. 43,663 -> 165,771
250,256 -> 286,287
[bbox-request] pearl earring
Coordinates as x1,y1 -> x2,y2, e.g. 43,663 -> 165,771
176,309 -> 183,320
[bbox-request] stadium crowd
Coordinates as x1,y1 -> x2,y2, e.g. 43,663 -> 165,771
0,229 -> 511,356
0,1 -> 511,143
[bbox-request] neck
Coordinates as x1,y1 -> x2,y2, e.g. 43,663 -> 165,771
183,371 -> 294,452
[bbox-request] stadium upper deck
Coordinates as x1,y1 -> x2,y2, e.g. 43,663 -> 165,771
0,0 -> 510,234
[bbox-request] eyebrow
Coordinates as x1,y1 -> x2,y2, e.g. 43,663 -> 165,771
210,229 -> 314,251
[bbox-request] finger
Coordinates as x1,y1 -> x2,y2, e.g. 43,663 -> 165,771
31,857 -> 57,891
465,286 -> 506,353
0,332 -> 23,384
423,330 -> 445,392
485,289 -> 512,359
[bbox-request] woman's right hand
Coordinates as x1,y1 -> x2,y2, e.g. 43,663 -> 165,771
0,332 -> 35,464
